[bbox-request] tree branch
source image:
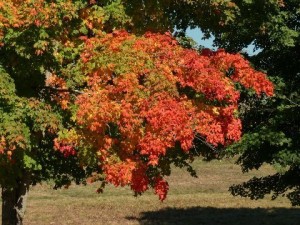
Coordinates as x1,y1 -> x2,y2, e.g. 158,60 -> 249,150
43,86 -> 85,95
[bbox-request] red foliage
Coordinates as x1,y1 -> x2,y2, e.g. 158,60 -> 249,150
54,139 -> 76,157
52,30 -> 274,200
154,177 -> 169,201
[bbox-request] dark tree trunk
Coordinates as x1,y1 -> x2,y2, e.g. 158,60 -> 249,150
2,173 -> 30,225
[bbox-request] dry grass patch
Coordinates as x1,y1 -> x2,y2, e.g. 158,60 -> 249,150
2,158 -> 299,224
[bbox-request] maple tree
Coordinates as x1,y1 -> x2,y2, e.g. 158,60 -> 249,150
0,1 -> 273,224
52,30 -> 273,199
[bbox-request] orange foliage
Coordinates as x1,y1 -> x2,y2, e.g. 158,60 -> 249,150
51,30 -> 274,200
0,136 -> 6,154
46,73 -> 70,109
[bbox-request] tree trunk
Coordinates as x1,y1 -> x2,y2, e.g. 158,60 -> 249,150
2,173 -> 30,225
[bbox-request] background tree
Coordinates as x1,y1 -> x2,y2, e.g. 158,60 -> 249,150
0,1 -> 274,224
212,0 -> 300,206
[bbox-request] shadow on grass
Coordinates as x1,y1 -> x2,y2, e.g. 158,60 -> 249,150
126,207 -> 300,225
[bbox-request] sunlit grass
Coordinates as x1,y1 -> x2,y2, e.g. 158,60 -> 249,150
2,158 -> 299,224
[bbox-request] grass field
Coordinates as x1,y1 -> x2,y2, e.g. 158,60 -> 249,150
3,158 -> 300,225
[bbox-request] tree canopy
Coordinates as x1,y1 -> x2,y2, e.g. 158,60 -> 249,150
0,0 -> 281,224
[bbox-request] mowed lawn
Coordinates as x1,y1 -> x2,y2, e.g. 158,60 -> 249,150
3,158 -> 300,225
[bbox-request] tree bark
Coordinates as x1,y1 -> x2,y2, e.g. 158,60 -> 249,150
2,173 -> 30,225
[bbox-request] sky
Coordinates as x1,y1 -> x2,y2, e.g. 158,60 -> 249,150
186,27 -> 215,49
186,28 -> 261,56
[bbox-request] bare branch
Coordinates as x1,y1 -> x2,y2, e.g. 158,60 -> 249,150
194,134 -> 217,152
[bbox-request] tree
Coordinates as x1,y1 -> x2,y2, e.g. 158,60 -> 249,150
209,0 -> 300,206
0,1 -> 273,224
128,0 -> 300,205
